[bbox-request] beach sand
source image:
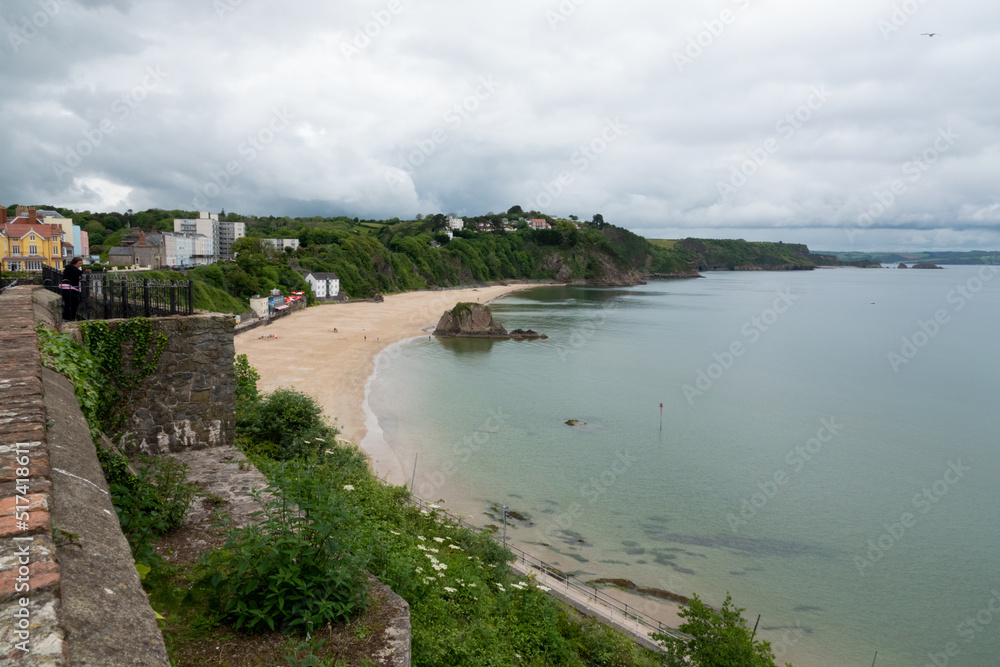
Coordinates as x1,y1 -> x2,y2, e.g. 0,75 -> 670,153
234,285 -> 531,485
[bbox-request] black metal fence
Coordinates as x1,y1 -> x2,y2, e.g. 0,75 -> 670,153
42,266 -> 195,320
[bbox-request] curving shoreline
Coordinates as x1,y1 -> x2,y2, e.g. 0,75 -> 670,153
235,283 -> 820,665
234,284 -> 535,484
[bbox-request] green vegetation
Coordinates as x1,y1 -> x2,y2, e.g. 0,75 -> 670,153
99,449 -> 198,565
192,356 -> 664,665
198,483 -> 369,633
141,269 -> 248,314
79,318 -> 168,434
670,239 -> 814,271
53,204 -> 705,310
652,593 -> 790,667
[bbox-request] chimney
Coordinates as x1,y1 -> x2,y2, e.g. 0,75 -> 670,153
0,207 -> 6,225
139,230 -> 146,246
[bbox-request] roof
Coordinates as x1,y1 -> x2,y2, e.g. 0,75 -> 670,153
305,272 -> 340,280
0,222 -> 61,240
37,210 -> 68,219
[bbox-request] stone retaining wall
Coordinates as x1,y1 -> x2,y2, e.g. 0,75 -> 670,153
130,314 -> 236,454
61,314 -> 237,455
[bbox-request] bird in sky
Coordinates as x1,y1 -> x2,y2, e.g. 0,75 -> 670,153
921,33 -> 940,37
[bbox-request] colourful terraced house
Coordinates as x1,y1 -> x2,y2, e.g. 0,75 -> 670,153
0,207 -> 68,272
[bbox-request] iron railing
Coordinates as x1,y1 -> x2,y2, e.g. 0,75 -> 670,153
42,266 -> 195,320
409,496 -> 690,644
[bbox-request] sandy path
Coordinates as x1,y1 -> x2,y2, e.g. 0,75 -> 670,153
234,285 -> 532,485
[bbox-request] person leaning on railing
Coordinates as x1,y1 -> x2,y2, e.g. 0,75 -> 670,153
60,257 -> 84,321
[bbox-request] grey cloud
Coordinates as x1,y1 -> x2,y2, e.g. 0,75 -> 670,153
2,0 -> 999,250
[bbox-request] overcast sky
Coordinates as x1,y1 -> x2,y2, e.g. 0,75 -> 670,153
2,0 -> 997,250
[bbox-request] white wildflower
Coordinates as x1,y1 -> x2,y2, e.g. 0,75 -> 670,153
343,484 -> 354,491
443,586 -> 457,593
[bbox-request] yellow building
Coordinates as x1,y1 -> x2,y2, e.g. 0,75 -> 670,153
1,208 -> 67,272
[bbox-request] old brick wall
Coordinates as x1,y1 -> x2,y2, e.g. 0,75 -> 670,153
0,286 -> 64,665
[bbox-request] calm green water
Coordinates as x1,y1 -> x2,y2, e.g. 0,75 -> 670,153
367,268 -> 1000,666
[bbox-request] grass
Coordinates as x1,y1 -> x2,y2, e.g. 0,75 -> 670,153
647,239 -> 678,249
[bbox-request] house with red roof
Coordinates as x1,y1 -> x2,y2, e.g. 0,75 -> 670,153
0,207 -> 69,272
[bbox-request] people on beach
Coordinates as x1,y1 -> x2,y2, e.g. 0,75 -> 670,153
60,257 -> 84,321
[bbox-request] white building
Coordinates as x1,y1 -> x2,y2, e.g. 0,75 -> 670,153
447,217 -> 464,231
173,212 -> 244,261
192,234 -> 213,264
262,238 -> 300,252
305,272 -> 340,299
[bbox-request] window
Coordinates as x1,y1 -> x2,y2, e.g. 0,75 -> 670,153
25,261 -> 43,272
11,245 -> 20,255
8,261 -> 21,271
29,245 -> 38,256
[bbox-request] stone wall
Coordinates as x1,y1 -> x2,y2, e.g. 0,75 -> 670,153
124,314 -> 236,454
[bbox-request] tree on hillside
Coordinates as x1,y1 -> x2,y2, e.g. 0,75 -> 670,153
507,205 -> 523,215
652,593 -> 790,667
592,213 -> 606,228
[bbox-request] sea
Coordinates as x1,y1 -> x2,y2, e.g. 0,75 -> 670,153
365,266 -> 1000,667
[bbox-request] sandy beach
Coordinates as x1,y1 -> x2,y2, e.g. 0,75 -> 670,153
234,283 -> 695,636
234,284 -> 532,485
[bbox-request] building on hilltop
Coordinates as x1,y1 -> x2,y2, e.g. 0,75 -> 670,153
173,211 -> 244,261
304,272 -> 340,299
0,207 -> 68,272
528,218 -> 552,230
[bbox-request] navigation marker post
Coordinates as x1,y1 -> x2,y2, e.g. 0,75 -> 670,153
659,403 -> 663,431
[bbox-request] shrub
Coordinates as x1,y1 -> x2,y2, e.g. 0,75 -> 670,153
237,386 -> 337,460
198,482 -> 369,633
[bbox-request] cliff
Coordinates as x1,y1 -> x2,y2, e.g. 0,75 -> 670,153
673,239 -> 816,271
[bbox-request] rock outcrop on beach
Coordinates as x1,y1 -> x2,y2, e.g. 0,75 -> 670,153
911,262 -> 943,269
433,303 -> 509,337
898,262 -> 909,268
